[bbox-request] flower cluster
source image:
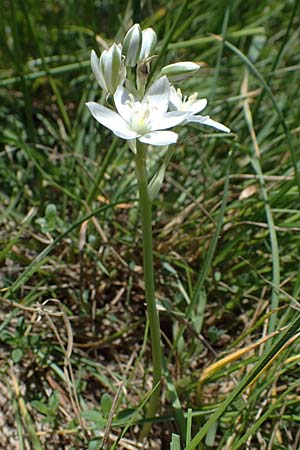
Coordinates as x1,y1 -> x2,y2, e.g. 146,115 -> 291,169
86,23 -> 230,148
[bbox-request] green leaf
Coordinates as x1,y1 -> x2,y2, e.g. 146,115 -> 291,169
12,348 -> 23,363
45,204 -> 57,220
101,393 -> 113,417
31,400 -> 50,416
88,438 -> 102,450
81,409 -> 106,428
205,421 -> 218,447
48,391 -> 60,412
114,408 -> 141,426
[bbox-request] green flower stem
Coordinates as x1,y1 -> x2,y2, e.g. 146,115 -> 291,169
135,142 -> 162,437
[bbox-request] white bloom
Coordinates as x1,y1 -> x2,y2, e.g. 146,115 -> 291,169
169,86 -> 230,133
86,77 -> 187,146
91,44 -> 126,94
139,28 -> 157,60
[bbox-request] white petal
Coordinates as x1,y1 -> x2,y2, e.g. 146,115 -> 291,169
139,130 -> 178,146
189,98 -> 207,114
114,86 -> 134,120
139,28 -> 157,60
149,111 -> 187,131
144,76 -> 170,113
91,50 -> 107,90
188,115 -> 230,133
86,102 -> 139,139
169,86 -> 182,111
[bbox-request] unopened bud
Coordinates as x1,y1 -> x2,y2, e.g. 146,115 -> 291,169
122,23 -> 142,67
139,28 -> 157,61
91,44 -> 126,94
160,61 -> 200,82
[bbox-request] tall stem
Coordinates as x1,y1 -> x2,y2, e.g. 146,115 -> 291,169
135,142 -> 162,437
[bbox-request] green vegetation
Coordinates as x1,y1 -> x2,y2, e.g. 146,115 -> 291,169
1,1 -> 300,449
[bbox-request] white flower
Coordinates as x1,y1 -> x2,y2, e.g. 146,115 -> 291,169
139,28 -> 157,61
91,44 -> 126,94
86,77 -> 187,146
169,87 -> 230,133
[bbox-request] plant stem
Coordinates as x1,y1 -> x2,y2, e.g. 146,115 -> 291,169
135,142 -> 162,438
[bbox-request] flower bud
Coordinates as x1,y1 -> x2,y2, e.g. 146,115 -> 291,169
122,23 -> 142,67
91,49 -> 107,91
159,61 -> 200,82
139,28 -> 157,61
91,44 -> 126,94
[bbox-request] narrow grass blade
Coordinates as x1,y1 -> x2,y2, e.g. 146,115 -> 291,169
19,0 -> 71,134
186,409 -> 192,445
253,0 -> 300,114
230,378 -> 299,450
209,2 -> 231,102
184,312 -> 300,449
170,433 -> 181,450
192,149 -> 233,305
148,0 -> 189,83
242,70 -> 280,334
212,34 -> 300,196
164,357 -> 186,440
170,149 -> 233,359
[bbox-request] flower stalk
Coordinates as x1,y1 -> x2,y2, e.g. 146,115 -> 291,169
86,21 -> 230,440
135,142 -> 162,436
